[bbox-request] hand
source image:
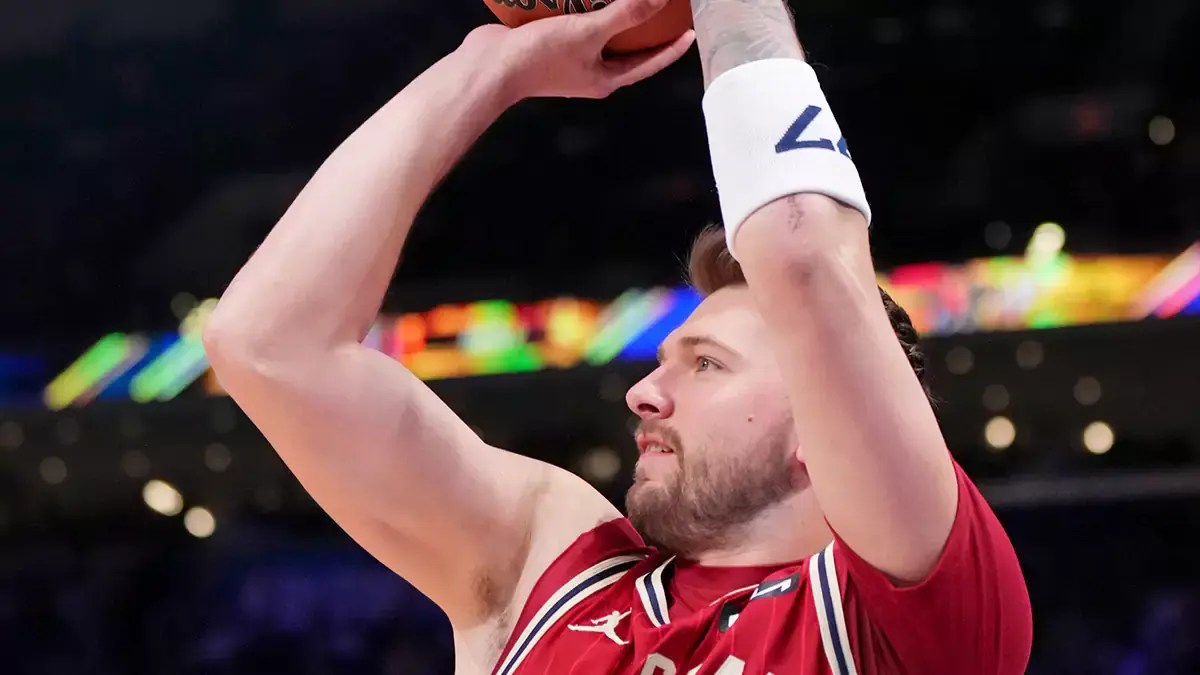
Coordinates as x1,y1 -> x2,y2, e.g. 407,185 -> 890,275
459,0 -> 695,102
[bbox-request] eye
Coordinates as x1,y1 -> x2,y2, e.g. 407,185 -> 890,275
696,356 -> 721,372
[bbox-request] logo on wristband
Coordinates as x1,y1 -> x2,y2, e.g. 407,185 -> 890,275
776,105 -> 852,159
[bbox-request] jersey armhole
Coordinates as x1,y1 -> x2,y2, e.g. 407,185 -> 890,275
829,460 -> 974,598
492,518 -> 649,675
823,461 -> 1033,672
813,462 -> 975,675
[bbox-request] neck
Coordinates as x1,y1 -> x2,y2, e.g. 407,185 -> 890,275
691,491 -> 832,567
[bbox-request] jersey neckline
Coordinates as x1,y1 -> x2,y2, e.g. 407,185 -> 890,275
635,554 -> 808,627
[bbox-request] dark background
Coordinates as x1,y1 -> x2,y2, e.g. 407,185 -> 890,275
1,0 -> 1199,673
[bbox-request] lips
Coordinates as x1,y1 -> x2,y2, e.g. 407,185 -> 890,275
636,434 -> 676,456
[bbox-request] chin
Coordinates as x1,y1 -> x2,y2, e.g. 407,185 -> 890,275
624,484 -> 649,513
626,481 -> 669,519
627,477 -> 667,498
625,481 -> 648,506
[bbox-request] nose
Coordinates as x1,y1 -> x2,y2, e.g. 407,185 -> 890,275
625,371 -> 674,420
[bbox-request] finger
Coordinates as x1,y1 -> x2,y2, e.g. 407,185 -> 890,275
603,29 -> 695,90
588,0 -> 673,38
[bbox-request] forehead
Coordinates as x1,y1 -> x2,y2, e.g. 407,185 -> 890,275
666,286 -> 768,353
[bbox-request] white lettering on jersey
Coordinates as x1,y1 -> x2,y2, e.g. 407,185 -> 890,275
494,554 -> 643,675
750,576 -> 795,600
648,655 -> 774,675
567,609 -> 631,645
641,653 -> 677,675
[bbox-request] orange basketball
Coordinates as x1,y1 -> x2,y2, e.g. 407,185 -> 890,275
483,0 -> 693,54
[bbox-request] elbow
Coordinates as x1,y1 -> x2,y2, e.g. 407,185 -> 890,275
202,324 -> 253,402
203,302 -> 344,387
201,319 -> 234,361
202,318 -> 259,378
737,195 -> 872,290
202,302 -> 280,376
202,318 -> 303,402
203,289 -> 354,366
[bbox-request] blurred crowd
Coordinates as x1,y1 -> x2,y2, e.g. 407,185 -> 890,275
2,498 -> 1197,675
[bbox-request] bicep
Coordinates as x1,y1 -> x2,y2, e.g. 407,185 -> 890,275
209,342 -> 619,626
737,195 -> 957,583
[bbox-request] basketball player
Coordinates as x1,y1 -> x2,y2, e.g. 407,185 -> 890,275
204,0 -> 1034,671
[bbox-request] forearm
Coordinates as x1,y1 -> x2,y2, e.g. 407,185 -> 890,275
208,48 -> 512,354
692,0 -> 957,580
740,203 -> 955,582
690,0 -> 805,87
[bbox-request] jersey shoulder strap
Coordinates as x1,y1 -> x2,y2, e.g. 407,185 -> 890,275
492,518 -> 650,675
809,542 -> 860,675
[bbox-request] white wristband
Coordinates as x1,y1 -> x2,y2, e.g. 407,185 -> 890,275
701,59 -> 871,260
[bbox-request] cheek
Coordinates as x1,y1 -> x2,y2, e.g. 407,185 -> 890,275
722,386 -> 789,429
678,376 -> 791,448
725,392 -> 795,457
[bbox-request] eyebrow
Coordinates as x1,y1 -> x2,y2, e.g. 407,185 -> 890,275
656,335 -> 742,364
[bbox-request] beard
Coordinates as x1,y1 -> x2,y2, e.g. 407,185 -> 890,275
625,422 -> 796,558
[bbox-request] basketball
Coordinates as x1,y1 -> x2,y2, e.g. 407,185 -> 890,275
483,0 -> 693,54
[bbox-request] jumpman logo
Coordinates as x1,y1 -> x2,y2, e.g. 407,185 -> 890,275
567,609 -> 631,646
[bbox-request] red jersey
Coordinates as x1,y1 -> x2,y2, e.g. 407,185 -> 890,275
491,462 -> 1032,674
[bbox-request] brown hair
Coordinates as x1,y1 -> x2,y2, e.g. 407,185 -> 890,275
686,226 -> 931,399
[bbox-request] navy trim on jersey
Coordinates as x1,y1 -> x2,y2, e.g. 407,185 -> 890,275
717,600 -> 743,633
810,544 -> 858,675
635,557 -> 674,627
495,555 -> 642,675
643,567 -> 667,626
642,573 -> 664,626
818,549 -> 853,675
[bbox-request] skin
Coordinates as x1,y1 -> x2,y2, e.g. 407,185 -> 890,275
684,0 -> 958,585
625,285 -> 830,565
690,0 -> 805,86
205,0 -> 958,669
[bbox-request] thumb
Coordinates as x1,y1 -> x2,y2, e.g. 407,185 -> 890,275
588,0 -> 673,37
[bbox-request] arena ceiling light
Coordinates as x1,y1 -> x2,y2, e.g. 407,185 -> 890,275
580,446 -> 622,485
184,507 -> 216,539
1074,377 -> 1102,406
985,416 -> 1017,451
982,384 -> 1010,412
1025,222 -> 1066,264
1149,116 -> 1175,146
143,479 -> 184,516
39,457 -> 67,485
0,421 -> 23,450
1083,422 -> 1115,455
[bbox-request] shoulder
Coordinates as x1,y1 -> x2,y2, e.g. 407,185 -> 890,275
486,517 -> 656,674
828,463 -> 1032,673
452,466 -> 630,667
512,517 -> 654,626
516,472 -> 645,613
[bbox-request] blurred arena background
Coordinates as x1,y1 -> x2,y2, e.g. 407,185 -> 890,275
2,0 -> 1199,673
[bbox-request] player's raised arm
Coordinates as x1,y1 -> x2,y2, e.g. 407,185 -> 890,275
203,0 -> 692,630
689,0 -> 957,585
